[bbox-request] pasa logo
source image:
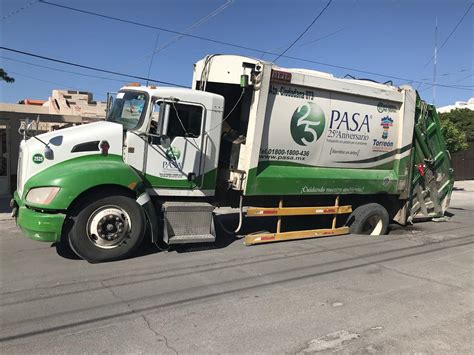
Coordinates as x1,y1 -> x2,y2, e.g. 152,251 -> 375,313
166,146 -> 181,160
290,102 -> 325,146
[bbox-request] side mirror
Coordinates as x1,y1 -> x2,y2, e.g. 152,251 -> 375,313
160,103 -> 171,136
161,135 -> 171,149
106,92 -> 116,117
49,136 -> 63,146
44,146 -> 54,160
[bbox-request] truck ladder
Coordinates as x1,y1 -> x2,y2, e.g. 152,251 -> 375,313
244,197 -> 351,246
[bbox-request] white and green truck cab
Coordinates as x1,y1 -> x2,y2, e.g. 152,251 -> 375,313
12,55 -> 454,262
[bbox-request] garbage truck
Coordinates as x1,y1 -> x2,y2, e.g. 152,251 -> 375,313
11,54 -> 454,262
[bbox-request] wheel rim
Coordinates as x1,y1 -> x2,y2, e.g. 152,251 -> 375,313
370,218 -> 384,235
86,205 -> 131,249
361,215 -> 383,235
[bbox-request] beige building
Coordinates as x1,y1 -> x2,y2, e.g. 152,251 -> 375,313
0,90 -> 106,196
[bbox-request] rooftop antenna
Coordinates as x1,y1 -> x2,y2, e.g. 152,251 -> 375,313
146,33 -> 160,86
433,16 -> 438,105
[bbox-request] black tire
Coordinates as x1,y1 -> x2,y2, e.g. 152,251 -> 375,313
346,203 -> 389,235
68,195 -> 146,262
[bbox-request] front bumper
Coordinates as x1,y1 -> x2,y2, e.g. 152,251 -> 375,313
13,191 -> 66,243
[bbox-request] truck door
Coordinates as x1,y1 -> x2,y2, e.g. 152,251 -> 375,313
144,100 -> 207,196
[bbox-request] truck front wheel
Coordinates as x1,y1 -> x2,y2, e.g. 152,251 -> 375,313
346,203 -> 389,236
68,195 -> 146,262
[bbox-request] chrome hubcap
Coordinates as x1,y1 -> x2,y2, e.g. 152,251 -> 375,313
86,206 -> 131,249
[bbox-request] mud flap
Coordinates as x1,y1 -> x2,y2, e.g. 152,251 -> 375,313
136,192 -> 160,244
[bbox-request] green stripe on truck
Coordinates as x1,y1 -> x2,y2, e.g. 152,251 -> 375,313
22,154 -> 142,210
246,157 -> 410,196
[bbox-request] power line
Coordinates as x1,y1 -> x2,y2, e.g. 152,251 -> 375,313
1,0 -> 39,21
38,0 -> 250,51
439,3 -> 473,51
273,0 -> 332,62
91,0 -> 233,87
261,27 -> 345,60
145,34 -> 160,86
455,73 -> 474,84
1,56 -> 130,83
2,46 -> 473,92
421,3 -> 473,70
299,27 -> 345,47
0,47 -> 187,87
8,71 -> 106,98
38,0 -> 468,87
418,67 -> 473,81
150,0 -> 234,57
36,1 -> 352,71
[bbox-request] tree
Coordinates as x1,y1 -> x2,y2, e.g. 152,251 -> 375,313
438,108 -> 471,153
439,108 -> 474,141
0,68 -> 15,83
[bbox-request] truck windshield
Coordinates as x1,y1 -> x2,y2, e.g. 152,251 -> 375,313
106,91 -> 148,130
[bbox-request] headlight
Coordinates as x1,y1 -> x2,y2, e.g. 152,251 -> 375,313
26,187 -> 60,205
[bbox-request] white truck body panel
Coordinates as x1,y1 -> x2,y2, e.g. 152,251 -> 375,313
192,55 -> 417,195
17,121 -> 123,197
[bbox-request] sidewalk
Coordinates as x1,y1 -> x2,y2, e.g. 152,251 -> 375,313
454,180 -> 474,191
0,194 -> 12,220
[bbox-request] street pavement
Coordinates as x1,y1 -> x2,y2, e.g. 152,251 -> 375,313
0,182 -> 473,354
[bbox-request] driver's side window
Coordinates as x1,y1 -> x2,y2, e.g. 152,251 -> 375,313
148,101 -> 203,142
167,103 -> 203,141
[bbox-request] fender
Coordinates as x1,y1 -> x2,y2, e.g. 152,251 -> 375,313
23,154 -> 143,210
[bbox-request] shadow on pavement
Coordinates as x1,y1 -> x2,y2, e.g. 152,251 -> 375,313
55,210 -> 451,260
172,212 -> 347,254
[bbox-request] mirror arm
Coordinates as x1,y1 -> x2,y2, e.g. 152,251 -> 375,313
33,135 -> 49,147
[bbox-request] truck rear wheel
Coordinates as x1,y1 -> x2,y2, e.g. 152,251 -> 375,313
68,195 -> 146,262
346,203 -> 389,236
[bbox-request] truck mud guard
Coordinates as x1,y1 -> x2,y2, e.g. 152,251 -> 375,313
136,192 -> 161,245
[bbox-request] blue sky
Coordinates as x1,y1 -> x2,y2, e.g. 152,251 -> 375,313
1,0 -> 473,107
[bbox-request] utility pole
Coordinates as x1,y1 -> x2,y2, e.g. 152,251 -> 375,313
146,33 -> 160,86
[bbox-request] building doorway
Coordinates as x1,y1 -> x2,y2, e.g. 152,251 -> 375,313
0,120 -> 10,195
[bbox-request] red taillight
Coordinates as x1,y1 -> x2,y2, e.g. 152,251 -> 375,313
100,140 -> 110,156
417,163 -> 425,177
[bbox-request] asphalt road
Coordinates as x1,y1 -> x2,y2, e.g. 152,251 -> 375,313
0,183 -> 473,354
